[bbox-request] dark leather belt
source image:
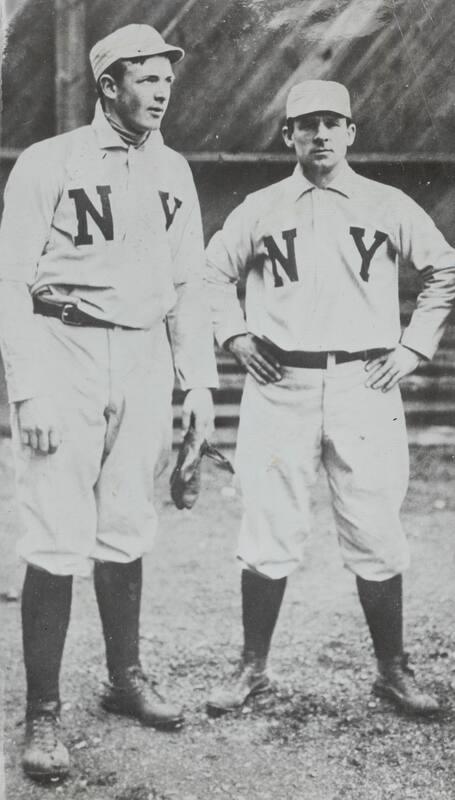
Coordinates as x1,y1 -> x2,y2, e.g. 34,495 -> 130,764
33,295 -> 120,328
273,346 -> 388,369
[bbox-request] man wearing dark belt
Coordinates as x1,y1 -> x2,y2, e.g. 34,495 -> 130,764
0,24 -> 217,781
204,80 -> 455,716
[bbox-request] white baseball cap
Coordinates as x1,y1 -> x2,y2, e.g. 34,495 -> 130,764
286,80 -> 351,120
90,24 -> 185,83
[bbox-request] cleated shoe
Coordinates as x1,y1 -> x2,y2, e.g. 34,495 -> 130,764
373,653 -> 440,716
22,701 -> 69,783
206,661 -> 271,716
101,665 -> 184,730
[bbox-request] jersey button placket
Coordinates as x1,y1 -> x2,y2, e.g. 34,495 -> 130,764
309,188 -> 322,339
122,147 -> 133,243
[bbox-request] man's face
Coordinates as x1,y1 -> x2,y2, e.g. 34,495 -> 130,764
107,55 -> 175,133
283,112 -> 356,175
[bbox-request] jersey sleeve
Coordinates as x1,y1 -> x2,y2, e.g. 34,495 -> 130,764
396,194 -> 455,360
204,199 -> 253,348
0,145 -> 60,282
0,146 -> 61,402
165,166 -> 218,390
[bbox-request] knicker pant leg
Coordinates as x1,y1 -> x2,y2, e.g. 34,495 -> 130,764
93,326 -> 174,564
11,320 -> 110,577
322,360 -> 410,581
235,369 -> 323,580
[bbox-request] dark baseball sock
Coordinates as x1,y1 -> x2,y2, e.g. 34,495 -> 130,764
242,569 -> 287,663
94,558 -> 142,681
21,564 -> 73,710
356,573 -> 403,662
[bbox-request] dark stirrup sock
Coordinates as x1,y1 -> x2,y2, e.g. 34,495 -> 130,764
356,574 -> 403,661
21,565 -> 73,708
94,558 -> 142,680
242,569 -> 287,662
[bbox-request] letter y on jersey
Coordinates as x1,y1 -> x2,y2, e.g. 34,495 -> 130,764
350,227 -> 388,282
159,191 -> 182,231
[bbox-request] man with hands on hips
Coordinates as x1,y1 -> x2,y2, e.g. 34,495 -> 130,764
232,325 -> 422,389
0,24 -> 217,782
205,79 -> 455,717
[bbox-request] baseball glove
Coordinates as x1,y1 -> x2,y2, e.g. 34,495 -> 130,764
170,416 -> 234,510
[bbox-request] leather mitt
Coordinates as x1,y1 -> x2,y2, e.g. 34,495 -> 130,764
170,419 -> 234,510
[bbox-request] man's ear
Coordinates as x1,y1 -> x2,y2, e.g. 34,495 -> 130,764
347,122 -> 357,148
98,74 -> 118,102
282,124 -> 294,150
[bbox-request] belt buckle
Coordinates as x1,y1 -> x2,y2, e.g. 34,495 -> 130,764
61,303 -> 82,326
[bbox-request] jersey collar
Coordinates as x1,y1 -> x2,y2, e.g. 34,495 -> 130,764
291,161 -> 358,200
91,101 -> 164,151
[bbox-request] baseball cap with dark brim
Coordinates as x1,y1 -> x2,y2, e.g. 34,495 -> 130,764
286,80 -> 351,120
90,24 -> 185,83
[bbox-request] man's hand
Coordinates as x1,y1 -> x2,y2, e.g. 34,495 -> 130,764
364,344 -> 422,392
181,387 -> 214,444
227,333 -> 283,385
16,397 -> 61,454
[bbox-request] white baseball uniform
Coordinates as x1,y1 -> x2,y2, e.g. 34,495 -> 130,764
206,162 -> 455,580
0,102 -> 218,576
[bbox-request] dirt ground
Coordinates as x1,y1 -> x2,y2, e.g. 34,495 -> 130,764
1,437 -> 455,800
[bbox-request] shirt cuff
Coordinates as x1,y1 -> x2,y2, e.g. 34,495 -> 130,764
3,359 -> 49,403
400,327 -> 435,361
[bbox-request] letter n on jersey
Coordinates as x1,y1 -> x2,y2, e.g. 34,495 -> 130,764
349,227 -> 388,282
264,229 -> 298,288
68,186 -> 114,246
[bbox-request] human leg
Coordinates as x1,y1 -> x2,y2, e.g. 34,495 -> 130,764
356,573 -> 403,661
11,321 -> 111,780
324,360 -> 438,714
356,574 -> 439,714
94,557 -> 184,729
207,370 -> 322,714
207,569 -> 287,713
242,569 -> 287,664
21,565 -> 72,781
93,327 -> 182,728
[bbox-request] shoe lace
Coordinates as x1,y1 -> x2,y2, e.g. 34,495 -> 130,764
115,666 -> 164,701
30,712 -> 59,752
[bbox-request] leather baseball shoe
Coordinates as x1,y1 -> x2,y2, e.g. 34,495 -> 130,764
373,654 -> 440,715
101,665 -> 184,730
206,661 -> 271,715
22,701 -> 69,783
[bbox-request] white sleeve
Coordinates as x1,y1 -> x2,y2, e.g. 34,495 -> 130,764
205,200 -> 253,348
0,146 -> 60,401
166,171 -> 218,390
0,281 -> 53,402
0,145 -> 59,282
397,194 -> 455,360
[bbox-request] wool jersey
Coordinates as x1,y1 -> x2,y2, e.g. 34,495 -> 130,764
0,103 -> 218,400
206,163 -> 455,359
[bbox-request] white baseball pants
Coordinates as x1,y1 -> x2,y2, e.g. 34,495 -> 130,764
235,356 -> 410,581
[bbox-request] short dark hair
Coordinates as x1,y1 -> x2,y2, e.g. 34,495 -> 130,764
96,55 -> 152,107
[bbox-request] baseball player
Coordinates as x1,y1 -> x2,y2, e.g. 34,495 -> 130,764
204,80 -> 455,717
0,24 -> 217,782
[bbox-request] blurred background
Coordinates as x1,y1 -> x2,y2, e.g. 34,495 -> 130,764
1,0 -> 455,441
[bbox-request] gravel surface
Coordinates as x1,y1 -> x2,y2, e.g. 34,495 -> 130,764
1,438 -> 454,800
